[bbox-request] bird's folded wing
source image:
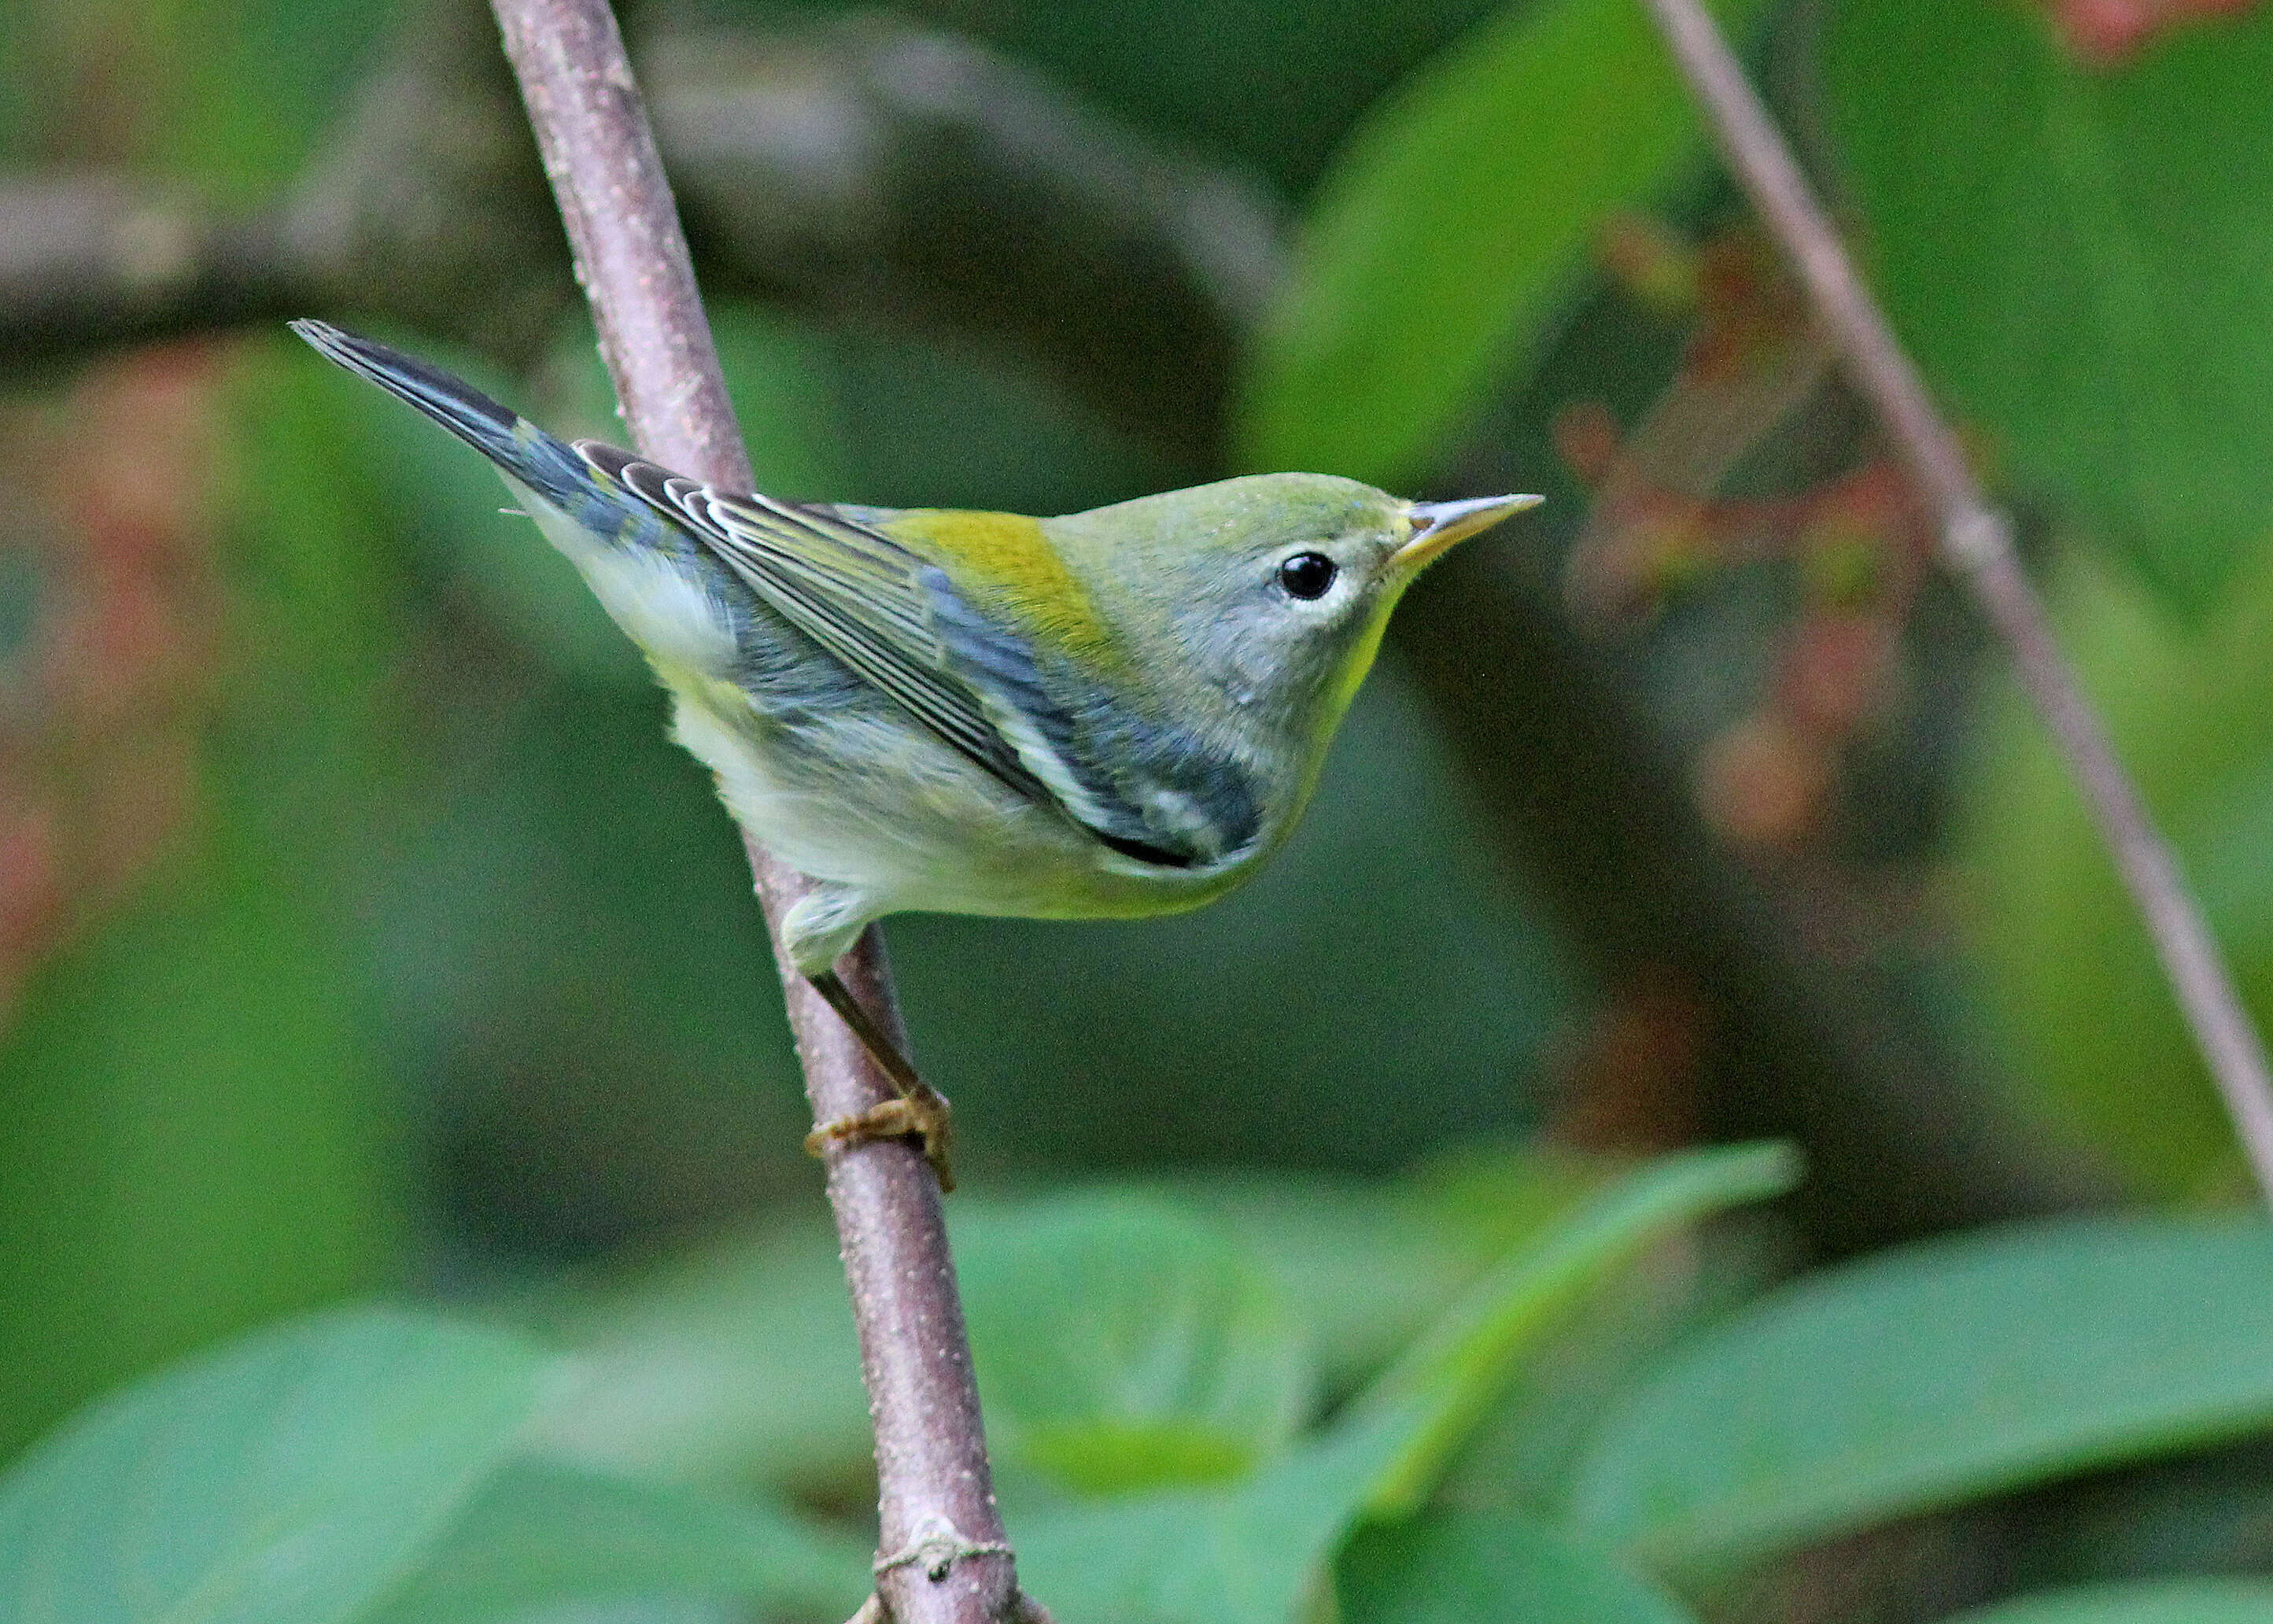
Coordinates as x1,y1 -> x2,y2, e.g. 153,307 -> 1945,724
580,445 -> 1226,867
587,449 -> 1032,781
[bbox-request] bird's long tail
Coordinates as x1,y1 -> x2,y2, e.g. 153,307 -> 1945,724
290,319 -> 592,506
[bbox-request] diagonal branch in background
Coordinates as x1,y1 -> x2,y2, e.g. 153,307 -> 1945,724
0,183 -> 301,370
647,17 -> 1279,467
1636,0 -> 2273,1206
0,0 -> 573,376
0,2 -> 1279,470
484,2 -> 1039,1620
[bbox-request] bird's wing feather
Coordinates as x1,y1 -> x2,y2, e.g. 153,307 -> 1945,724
580,445 -> 1227,866
587,448 -> 1029,779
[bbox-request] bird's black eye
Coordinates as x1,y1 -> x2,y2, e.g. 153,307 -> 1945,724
1278,552 -> 1338,600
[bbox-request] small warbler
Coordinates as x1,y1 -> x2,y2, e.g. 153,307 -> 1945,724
293,319 -> 1537,1183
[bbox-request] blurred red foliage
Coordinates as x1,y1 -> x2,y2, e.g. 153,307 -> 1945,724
1561,218 -> 1930,851
0,344 -> 227,1023
2046,0 -> 2260,65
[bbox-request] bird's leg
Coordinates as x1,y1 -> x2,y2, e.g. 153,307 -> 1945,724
803,969 -> 956,1191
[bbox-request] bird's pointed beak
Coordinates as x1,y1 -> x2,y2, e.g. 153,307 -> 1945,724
1393,493 -> 1543,572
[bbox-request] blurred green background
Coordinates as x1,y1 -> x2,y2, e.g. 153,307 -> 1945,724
0,0 -> 1584,1463
12,0 -> 2273,1615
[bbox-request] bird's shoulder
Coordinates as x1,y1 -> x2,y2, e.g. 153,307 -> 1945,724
859,505 -> 1124,675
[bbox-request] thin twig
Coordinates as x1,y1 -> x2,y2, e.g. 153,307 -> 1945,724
0,183 -> 306,364
486,2 -> 1024,1619
1638,0 -> 2273,1206
6,2 -> 1274,465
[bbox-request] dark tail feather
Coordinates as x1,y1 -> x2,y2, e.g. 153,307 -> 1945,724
290,319 -> 586,500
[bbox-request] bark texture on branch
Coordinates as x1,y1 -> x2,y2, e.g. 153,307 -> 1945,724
485,2 -> 1026,1618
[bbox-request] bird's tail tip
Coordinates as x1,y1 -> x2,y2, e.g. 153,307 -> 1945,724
288,313 -> 520,427
290,318 -> 434,385
289,317 -> 543,474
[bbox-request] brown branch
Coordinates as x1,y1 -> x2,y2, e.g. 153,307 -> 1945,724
0,183 -> 305,366
1,2 -> 1275,466
1636,0 -> 2273,1205
0,0 -> 574,374
646,17 -> 1279,467
485,2 -> 1024,1621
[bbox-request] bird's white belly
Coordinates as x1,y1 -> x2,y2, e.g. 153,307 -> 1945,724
668,681 -> 1238,928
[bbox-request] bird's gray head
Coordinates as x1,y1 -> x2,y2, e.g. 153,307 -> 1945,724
1045,472 -> 1537,782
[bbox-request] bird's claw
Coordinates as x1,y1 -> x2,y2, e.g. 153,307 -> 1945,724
805,1080 -> 956,1190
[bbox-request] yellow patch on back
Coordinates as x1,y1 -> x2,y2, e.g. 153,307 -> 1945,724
884,509 -> 1120,667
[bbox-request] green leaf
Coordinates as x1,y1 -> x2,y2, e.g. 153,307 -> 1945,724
1340,1508 -> 1698,1624
0,1307 -> 557,1624
1236,0 -> 1755,483
1012,1146 -> 1793,1624
1354,1142 -> 1799,1514
523,1161 -> 1584,1499
1176,1152 -> 1607,1393
362,1458 -> 868,1624
955,1194 -> 1314,1493
1014,1389 -> 1427,1624
1940,1578 -> 2273,1624
525,1221 -> 871,1496
1566,1215 -> 2273,1568
1824,0 -> 2273,616
0,825 -> 401,1460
